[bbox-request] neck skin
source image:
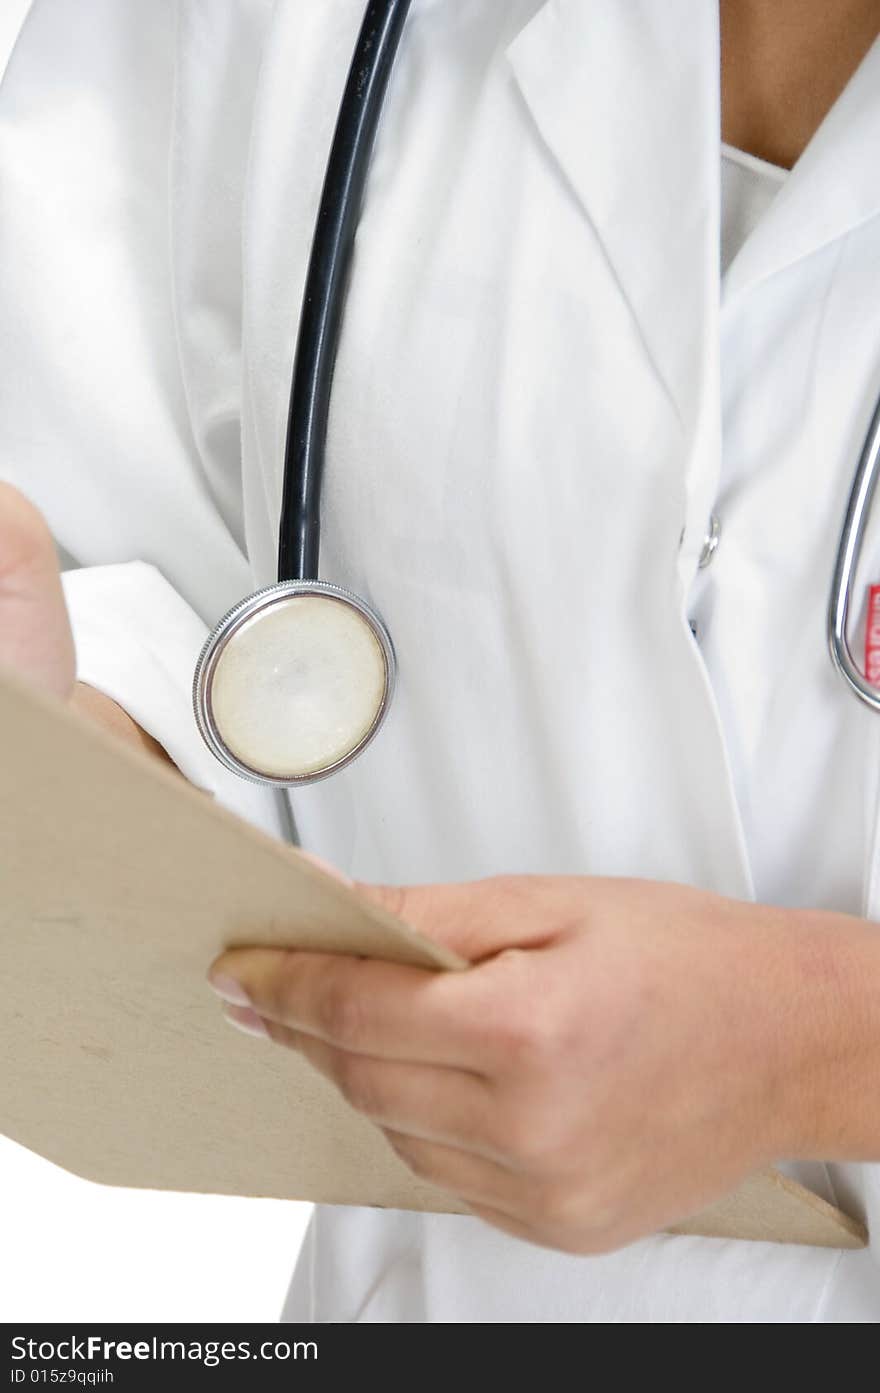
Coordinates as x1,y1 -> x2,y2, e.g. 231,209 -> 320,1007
720,0 -> 880,168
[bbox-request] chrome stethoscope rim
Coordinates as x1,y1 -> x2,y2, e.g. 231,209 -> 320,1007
193,580 -> 398,788
828,391 -> 880,712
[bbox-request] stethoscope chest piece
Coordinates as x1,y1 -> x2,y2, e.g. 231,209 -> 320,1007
193,581 -> 396,786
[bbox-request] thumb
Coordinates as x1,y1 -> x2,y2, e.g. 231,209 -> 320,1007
357,874 -> 560,965
0,483 -> 75,699
298,856 -> 561,963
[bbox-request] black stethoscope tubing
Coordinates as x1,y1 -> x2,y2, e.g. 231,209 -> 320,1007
278,0 -> 413,584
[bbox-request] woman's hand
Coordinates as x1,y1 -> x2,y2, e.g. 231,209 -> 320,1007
208,873 -> 870,1253
0,481 -> 75,697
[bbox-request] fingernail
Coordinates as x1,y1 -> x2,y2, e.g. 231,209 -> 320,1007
298,850 -> 355,887
208,973 -> 251,1007
222,1004 -> 269,1039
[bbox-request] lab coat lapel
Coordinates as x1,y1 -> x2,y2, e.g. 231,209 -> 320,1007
506,0 -> 754,901
506,0 -> 721,436
724,37 -> 880,300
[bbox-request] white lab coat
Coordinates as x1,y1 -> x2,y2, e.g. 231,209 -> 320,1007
2,0 -> 880,1322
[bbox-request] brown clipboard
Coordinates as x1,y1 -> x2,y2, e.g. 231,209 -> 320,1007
0,665 -> 866,1250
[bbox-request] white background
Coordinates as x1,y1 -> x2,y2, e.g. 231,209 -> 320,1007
0,2 -> 310,1322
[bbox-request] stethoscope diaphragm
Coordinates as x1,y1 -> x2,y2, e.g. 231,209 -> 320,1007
193,581 -> 396,786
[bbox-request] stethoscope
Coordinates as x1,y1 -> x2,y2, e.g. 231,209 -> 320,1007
193,0 -> 412,788
193,0 -> 880,790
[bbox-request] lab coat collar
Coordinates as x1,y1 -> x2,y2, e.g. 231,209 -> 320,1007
506,0 -> 721,432
507,7 -> 880,400
723,35 -> 880,301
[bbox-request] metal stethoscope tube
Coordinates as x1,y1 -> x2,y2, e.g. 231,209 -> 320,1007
828,392 -> 880,711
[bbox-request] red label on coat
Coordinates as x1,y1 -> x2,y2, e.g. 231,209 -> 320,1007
866,586 -> 880,685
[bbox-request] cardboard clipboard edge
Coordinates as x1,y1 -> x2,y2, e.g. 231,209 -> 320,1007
669,1167 -> 868,1248
3,663 -> 467,973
